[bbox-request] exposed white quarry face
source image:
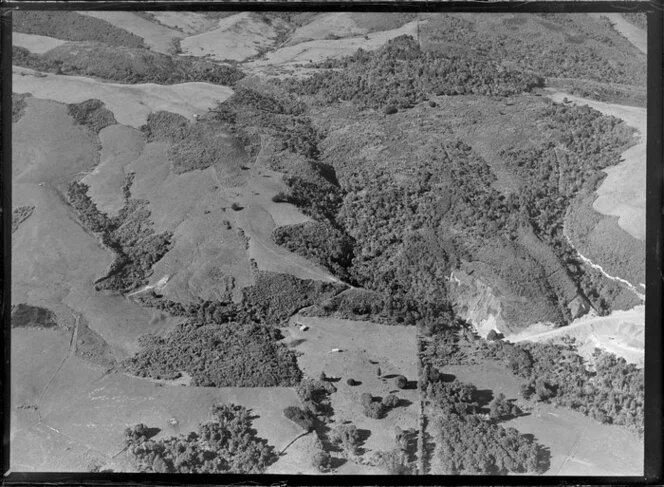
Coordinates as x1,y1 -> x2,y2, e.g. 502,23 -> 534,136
447,269 -> 506,337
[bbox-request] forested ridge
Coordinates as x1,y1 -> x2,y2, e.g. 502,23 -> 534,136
209,68 -> 640,330
282,35 -> 543,110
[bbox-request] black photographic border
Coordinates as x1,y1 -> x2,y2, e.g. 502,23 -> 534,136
1,1 -> 661,484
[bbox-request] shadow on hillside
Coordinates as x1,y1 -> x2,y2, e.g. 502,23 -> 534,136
396,398 -> 413,408
356,428 -> 371,455
145,427 -> 161,440
330,456 -> 347,469
287,338 -> 306,348
473,388 -> 494,409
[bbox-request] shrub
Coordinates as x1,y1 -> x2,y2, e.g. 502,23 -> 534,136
346,378 -> 358,386
360,392 -> 373,407
395,375 -> 408,389
329,423 -> 360,456
363,401 -> 386,419
122,322 -> 302,387
382,393 -> 400,409
231,202 -> 243,211
311,450 -> 332,472
384,105 -> 398,115
123,423 -> 150,446
272,191 -> 290,203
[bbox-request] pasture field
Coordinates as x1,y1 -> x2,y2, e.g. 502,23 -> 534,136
249,19 -> 422,66
82,125 -> 145,216
13,67 -> 234,128
10,11 -> 646,476
12,33 -> 67,54
78,11 -> 182,54
283,316 -> 419,472
180,12 -> 285,62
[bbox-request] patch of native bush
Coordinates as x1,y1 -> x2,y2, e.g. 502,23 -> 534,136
282,35 -> 543,110
13,11 -> 146,48
241,271 -> 346,325
67,99 -> 116,134
11,304 -> 59,329
125,403 -> 277,473
13,42 -> 244,86
66,178 -> 173,293
122,321 -> 302,387
141,111 -> 250,174
273,221 -> 355,280
12,205 -> 35,233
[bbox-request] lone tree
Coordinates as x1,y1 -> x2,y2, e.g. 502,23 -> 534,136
311,450 -> 332,472
346,378 -> 358,386
283,406 -> 316,432
395,375 -> 408,389
330,423 -> 361,456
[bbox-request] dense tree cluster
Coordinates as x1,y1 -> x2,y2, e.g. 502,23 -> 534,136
273,221 -> 355,281
296,377 -> 336,419
283,35 -> 543,110
13,11 -> 146,48
67,178 -> 173,293
125,403 -> 277,473
13,43 -> 244,86
424,374 -> 544,475
134,270 -> 346,329
306,288 -> 449,327
141,111 -> 251,174
475,338 -> 644,434
210,87 -> 319,159
122,321 -> 302,387
67,99 -> 116,134
241,271 -> 346,325
488,393 -> 521,421
500,103 -> 640,314
423,13 -> 646,88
